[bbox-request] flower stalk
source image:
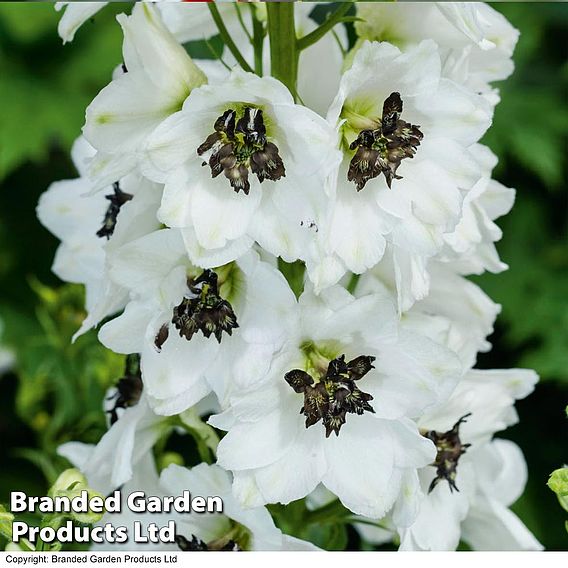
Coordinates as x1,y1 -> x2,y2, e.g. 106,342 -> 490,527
296,2 -> 353,51
250,4 -> 265,76
267,2 -> 298,96
208,2 -> 253,73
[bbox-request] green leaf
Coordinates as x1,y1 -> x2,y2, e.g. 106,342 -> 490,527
268,498 -> 352,550
305,522 -> 349,551
184,34 -> 224,61
277,259 -> 306,299
0,3 -> 58,43
0,3 -> 124,180
484,89 -> 568,189
1,282 -> 124,460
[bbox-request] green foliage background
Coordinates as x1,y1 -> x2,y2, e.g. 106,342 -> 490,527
0,1 -> 566,550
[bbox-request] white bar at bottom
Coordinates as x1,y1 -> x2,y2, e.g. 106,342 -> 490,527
1,551 -> 567,568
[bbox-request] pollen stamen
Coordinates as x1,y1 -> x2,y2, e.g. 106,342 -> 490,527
198,107 -> 285,194
106,354 -> 143,425
96,181 -> 133,239
347,92 -> 423,190
424,413 -> 472,493
285,354 -> 376,437
161,269 -> 239,345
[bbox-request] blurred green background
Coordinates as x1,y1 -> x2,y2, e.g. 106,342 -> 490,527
0,1 -> 566,550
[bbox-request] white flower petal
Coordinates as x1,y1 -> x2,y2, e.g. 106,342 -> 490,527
322,416 -> 414,518
217,401 -> 299,471
108,229 -> 187,296
119,4 -> 206,99
84,72 -> 179,155
463,496 -> 543,551
190,172 -> 261,250
56,2 -> 107,44
328,178 -> 389,274
98,300 -> 154,354
141,327 -> 218,415
253,424 -> 326,506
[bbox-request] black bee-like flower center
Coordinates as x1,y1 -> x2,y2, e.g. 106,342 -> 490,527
154,269 -> 239,349
106,354 -> 143,425
423,413 -> 472,494
347,92 -> 423,191
176,522 -> 249,552
96,181 -> 133,239
197,107 -> 285,195
285,354 -> 376,438
175,534 -> 240,552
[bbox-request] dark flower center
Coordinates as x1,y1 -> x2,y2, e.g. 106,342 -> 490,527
106,354 -> 143,425
423,413 -> 472,493
96,181 -> 133,239
285,354 -> 376,438
176,522 -> 249,552
175,534 -> 240,552
197,107 -> 285,195
154,270 -> 238,349
347,92 -> 423,190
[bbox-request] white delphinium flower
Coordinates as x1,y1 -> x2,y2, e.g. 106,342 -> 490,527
354,2 -> 519,103
355,368 -> 542,551
91,456 -> 177,551
83,3 -> 207,188
158,2 -> 347,116
387,150 -> 512,312
357,262 -> 500,369
36,136 -> 162,337
59,393 -> 167,495
351,143 -> 513,316
436,2 -> 519,102
142,69 -> 340,266
57,350 -> 216,496
161,463 -> 319,551
98,228 -> 296,415
84,455 -> 318,551
59,362 -> 219,495
458,440 -> 542,550
37,137 -> 111,306
308,39 -> 491,302
212,285 -> 462,518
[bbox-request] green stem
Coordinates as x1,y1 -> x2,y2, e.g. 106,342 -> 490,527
35,515 -> 64,552
205,37 -> 231,71
208,3 -> 253,73
267,2 -> 298,95
332,28 -> 347,57
347,273 -> 360,294
234,3 -> 252,44
35,537 -> 46,552
250,5 -> 264,76
297,2 -> 353,52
